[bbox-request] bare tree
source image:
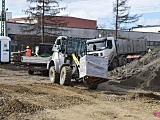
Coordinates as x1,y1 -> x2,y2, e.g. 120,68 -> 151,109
22,0 -> 67,43
113,0 -> 142,38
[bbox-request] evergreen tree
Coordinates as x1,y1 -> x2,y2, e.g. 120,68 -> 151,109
22,0 -> 67,42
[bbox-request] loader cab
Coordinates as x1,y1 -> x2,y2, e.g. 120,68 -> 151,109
56,36 -> 67,45
65,38 -> 87,57
53,36 -> 87,57
52,36 -> 67,53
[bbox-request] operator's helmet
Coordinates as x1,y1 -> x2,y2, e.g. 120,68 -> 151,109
26,46 -> 30,49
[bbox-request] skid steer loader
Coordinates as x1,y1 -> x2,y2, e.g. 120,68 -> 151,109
47,36 -> 108,89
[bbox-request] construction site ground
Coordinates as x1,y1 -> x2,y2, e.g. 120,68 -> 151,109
0,62 -> 160,120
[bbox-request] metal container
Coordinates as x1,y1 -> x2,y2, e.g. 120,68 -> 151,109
116,38 -> 147,55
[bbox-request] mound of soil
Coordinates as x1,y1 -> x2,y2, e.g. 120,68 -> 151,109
0,99 -> 43,119
108,49 -> 160,91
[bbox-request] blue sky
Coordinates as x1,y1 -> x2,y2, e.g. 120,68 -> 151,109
4,0 -> 160,29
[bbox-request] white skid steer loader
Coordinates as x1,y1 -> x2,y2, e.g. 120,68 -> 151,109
47,36 -> 109,89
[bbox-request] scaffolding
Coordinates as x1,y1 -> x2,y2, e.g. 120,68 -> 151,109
1,0 -> 5,36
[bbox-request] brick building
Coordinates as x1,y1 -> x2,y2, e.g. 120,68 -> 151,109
6,16 -> 97,52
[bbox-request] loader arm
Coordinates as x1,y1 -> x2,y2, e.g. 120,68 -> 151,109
72,54 -> 80,71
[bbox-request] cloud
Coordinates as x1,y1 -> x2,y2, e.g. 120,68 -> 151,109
59,0 -> 114,20
3,0 -> 160,27
5,0 -> 29,17
129,0 -> 160,14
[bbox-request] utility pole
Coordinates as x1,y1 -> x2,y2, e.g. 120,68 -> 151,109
41,13 -> 43,43
42,0 -> 44,43
115,0 -> 118,39
1,0 -> 5,36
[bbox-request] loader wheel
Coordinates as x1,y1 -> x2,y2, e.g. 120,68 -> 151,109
60,66 -> 72,86
49,66 -> 60,83
86,82 -> 98,90
28,69 -> 34,75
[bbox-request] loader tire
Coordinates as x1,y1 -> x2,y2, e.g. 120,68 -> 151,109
49,66 -> 60,83
60,66 -> 72,86
86,82 -> 98,90
28,69 -> 34,75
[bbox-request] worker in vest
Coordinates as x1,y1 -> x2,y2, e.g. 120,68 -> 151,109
25,46 -> 31,56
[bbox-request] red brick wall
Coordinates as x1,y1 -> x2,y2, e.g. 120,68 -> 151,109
38,16 -> 97,29
62,16 -> 97,29
8,16 -> 97,29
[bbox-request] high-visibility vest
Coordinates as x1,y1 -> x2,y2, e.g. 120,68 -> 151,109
25,49 -> 31,56
148,48 -> 151,53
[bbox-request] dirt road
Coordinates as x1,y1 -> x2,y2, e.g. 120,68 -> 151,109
0,64 -> 160,120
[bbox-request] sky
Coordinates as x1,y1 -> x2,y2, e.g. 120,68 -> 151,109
4,0 -> 160,29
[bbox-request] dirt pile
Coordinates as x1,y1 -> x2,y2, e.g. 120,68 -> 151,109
108,49 -> 160,91
0,98 -> 43,119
